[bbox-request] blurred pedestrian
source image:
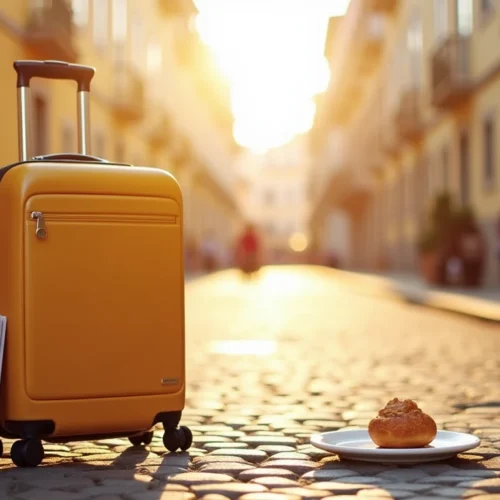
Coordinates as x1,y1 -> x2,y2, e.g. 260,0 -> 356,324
235,223 -> 261,276
458,218 -> 486,287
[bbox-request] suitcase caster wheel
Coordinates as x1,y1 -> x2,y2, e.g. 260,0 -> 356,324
163,425 -> 193,453
129,431 -> 153,446
11,439 -> 44,467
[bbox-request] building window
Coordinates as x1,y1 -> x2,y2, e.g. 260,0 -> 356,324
434,0 -> 448,43
112,0 -> 128,43
483,115 -> 495,188
147,40 -> 163,76
456,0 -> 473,35
93,0 -> 109,49
72,0 -> 89,27
398,174 -> 405,230
131,15 -> 145,68
61,121 -> 75,152
264,190 -> 274,205
459,130 -> 470,206
407,8 -> 422,87
115,141 -> 125,163
33,94 -> 48,157
93,131 -> 106,158
442,145 -> 450,190
480,0 -> 495,21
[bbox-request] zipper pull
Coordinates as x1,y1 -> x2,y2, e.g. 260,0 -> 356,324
30,211 -> 47,239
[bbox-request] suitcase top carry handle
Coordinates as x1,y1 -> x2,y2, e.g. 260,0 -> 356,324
13,60 -> 95,92
33,153 -> 109,163
13,60 -> 96,162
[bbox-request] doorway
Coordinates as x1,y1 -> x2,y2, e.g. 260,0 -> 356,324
459,129 -> 470,206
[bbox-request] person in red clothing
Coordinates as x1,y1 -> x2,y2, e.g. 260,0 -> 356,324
235,223 -> 261,275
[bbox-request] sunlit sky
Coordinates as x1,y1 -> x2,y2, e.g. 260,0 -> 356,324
193,0 -> 351,153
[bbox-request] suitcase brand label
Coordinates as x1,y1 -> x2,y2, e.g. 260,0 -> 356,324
161,378 -> 179,385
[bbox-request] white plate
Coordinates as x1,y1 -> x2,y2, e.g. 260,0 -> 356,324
310,429 -> 480,464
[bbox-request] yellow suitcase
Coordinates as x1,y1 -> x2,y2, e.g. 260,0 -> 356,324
0,60 -> 192,467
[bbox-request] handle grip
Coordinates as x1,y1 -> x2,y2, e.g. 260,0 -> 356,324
13,60 -> 95,92
14,60 -> 95,160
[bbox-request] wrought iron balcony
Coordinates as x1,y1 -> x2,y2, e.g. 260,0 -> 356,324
357,14 -> 384,70
24,0 -> 77,63
395,88 -> 424,142
431,34 -> 472,108
147,108 -> 171,149
112,64 -> 145,123
157,0 -> 197,16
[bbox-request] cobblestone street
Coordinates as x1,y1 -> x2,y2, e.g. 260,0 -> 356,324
1,266 -> 500,499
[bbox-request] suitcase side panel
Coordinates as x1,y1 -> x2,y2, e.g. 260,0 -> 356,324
0,171 -> 26,424
0,162 -> 186,437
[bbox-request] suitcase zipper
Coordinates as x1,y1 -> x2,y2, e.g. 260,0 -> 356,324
29,211 -> 176,240
30,211 -> 47,239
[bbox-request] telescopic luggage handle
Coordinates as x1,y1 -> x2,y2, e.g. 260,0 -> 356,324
13,60 -> 96,162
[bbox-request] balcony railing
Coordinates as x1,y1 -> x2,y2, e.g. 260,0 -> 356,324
395,88 -> 424,142
381,116 -> 400,155
431,34 -> 472,108
24,0 -> 77,62
112,64 -> 145,123
367,0 -> 398,14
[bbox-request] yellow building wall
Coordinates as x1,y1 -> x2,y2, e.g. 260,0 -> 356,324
0,29 -> 26,164
0,0 -> 241,273
471,6 -> 500,80
471,78 -> 500,219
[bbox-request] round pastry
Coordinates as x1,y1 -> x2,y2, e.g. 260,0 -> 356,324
368,398 -> 437,448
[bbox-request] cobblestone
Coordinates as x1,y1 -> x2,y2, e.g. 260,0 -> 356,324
239,494 -> 302,500
356,488 -> 415,499
239,468 -> 298,481
190,482 -> 268,498
199,462 -> 255,476
2,268 -> 500,498
238,436 -> 298,447
203,442 -> 250,451
270,487 -> 331,499
249,476 -> 300,488
257,445 -> 297,455
427,487 -> 486,497
458,478 -> 500,492
208,449 -> 269,463
260,459 -> 318,475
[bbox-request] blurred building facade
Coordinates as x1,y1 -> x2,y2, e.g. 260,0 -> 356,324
309,0 -> 500,285
0,0 -> 242,272
237,137 -> 310,264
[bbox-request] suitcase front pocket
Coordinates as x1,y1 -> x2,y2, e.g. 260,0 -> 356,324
24,199 -> 184,401
29,211 -> 177,240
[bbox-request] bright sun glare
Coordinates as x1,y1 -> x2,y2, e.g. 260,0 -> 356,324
193,0 -> 350,153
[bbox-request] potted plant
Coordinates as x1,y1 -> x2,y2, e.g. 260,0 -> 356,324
453,205 -> 486,287
416,193 -> 486,287
416,192 -> 456,285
